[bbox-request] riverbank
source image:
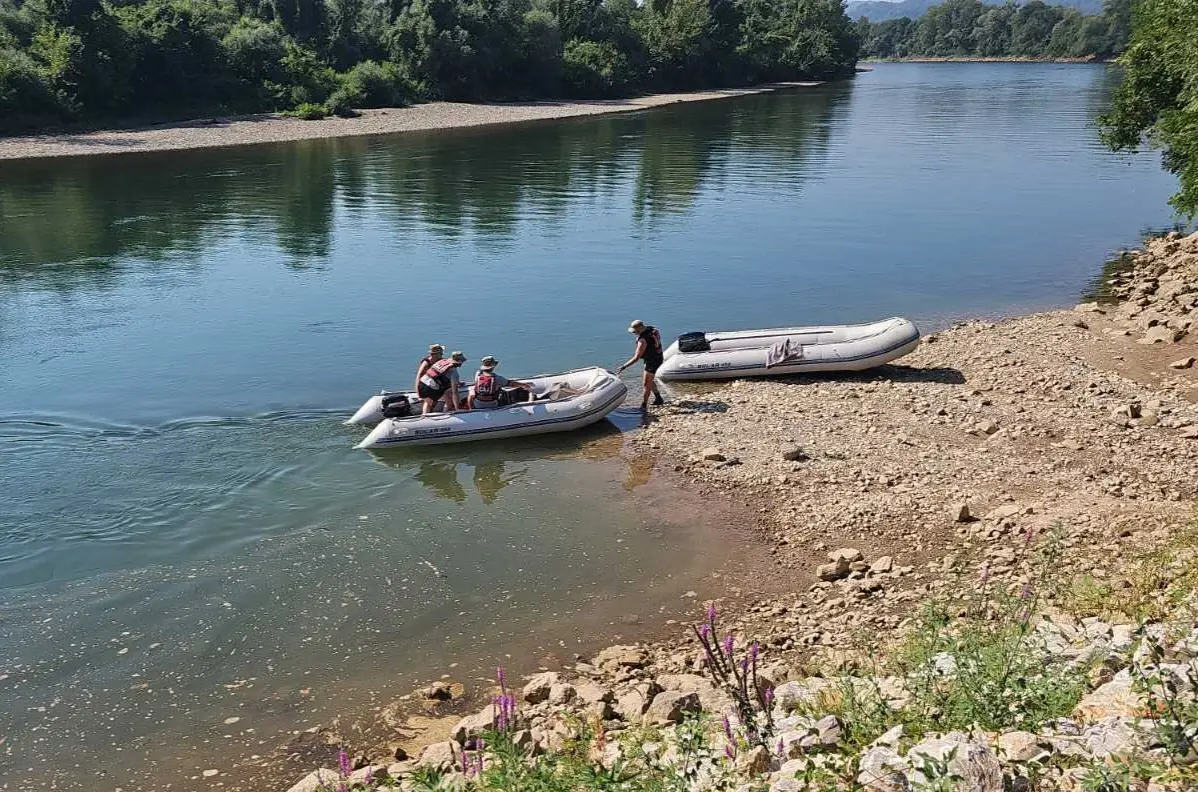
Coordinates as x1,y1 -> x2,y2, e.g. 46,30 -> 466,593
279,232 -> 1198,791
0,83 -> 817,162
862,56 -> 1105,63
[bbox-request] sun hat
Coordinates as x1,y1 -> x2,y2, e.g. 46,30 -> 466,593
480,355 -> 498,369
429,343 -> 445,354
451,351 -> 467,364
628,319 -> 645,333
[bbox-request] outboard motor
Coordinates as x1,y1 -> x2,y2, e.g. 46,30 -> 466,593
677,331 -> 710,353
381,393 -> 412,419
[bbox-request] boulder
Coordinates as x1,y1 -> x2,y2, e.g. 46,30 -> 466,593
985,503 -> 1022,521
346,765 -> 387,785
950,502 -> 973,523
451,708 -> 496,744
816,559 -> 849,581
814,714 -> 843,748
976,420 -> 1000,436
1139,326 -> 1183,344
593,645 -> 647,670
613,681 -> 662,723
1084,717 -> 1140,758
418,741 -> 460,771
1073,679 -> 1143,722
772,678 -> 831,712
700,447 -> 726,462
575,681 -> 615,704
285,769 -> 340,792
521,671 -> 560,704
736,744 -> 771,775
996,731 -> 1048,762
1075,302 -> 1105,313
856,746 -> 910,792
907,734 -> 1002,791
1169,356 -> 1196,369
645,690 -> 700,724
870,556 -> 894,574
829,548 -> 863,563
781,446 -> 808,462
548,682 -> 576,705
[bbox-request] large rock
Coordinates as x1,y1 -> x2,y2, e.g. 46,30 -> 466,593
736,744 -> 771,775
548,682 -> 576,705
645,690 -> 700,724
1139,325 -> 1183,344
451,708 -> 496,743
700,447 -> 726,462
593,645 -> 648,670
418,741 -> 460,771
871,556 -> 894,574
816,559 -> 849,581
996,731 -> 1048,762
1169,356 -> 1196,369
857,746 -> 910,792
521,671 -> 560,704
1073,679 -> 1143,722
772,678 -> 831,712
814,714 -> 843,748
950,502 -> 972,523
285,769 -> 340,792
575,681 -> 614,704
907,734 -> 1002,792
1084,717 -> 1140,758
613,681 -> 662,723
829,548 -> 863,563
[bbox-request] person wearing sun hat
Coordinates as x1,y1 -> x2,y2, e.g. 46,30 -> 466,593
468,355 -> 532,410
616,319 -> 665,411
418,350 -> 467,413
414,343 -> 445,392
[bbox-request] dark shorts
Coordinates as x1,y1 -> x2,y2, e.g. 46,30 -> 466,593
417,383 -> 445,401
643,358 -> 663,375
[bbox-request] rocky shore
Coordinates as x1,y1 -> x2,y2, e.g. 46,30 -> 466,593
280,232 -> 1198,791
0,84 -> 815,161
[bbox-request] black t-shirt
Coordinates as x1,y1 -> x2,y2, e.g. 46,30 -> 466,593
639,326 -> 664,367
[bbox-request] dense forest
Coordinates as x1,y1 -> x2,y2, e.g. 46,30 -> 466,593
856,0 -> 1132,60
1100,0 -> 1197,218
0,0 -> 859,133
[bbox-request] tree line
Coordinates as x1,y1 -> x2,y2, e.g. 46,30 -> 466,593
0,0 -> 859,133
856,0 -> 1131,60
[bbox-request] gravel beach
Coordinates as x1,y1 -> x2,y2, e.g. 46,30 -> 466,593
0,84 -> 816,161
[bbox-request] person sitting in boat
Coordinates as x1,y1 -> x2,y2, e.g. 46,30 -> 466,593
616,319 -> 665,411
468,356 -> 532,410
415,343 -> 444,392
418,351 -> 466,413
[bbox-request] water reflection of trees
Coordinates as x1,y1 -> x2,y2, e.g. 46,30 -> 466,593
0,86 -> 848,287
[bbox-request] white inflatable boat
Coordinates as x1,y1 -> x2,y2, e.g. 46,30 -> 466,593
655,317 -> 920,381
352,367 -> 628,449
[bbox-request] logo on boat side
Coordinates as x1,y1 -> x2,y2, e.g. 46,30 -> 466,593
413,427 -> 453,436
680,361 -> 734,370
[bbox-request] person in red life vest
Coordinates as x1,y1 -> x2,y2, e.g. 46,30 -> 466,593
468,356 -> 532,410
616,319 -> 665,411
418,350 -> 467,413
415,343 -> 444,392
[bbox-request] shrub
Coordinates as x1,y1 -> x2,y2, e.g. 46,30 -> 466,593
284,101 -> 327,120
0,45 -> 69,131
222,17 -> 287,83
337,59 -> 410,108
562,38 -> 630,98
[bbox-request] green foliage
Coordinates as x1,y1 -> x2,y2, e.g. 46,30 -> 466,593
1099,0 -> 1198,217
1,0 -> 861,133
284,99 -> 328,118
562,37 -> 628,97
857,0 -> 1128,61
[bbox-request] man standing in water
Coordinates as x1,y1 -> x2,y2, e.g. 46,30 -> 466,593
617,319 -> 665,411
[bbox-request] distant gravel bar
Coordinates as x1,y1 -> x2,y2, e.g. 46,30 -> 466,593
0,83 -> 818,161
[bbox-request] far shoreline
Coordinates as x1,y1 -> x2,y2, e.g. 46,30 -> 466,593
0,82 -> 819,163
862,56 -> 1109,64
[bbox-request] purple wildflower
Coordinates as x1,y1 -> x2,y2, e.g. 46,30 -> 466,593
724,744 -> 736,760
1024,525 -> 1036,545
722,715 -> 733,741
338,749 -> 351,778
707,603 -> 717,624
740,657 -> 750,674
722,634 -> 734,658
699,622 -> 711,640
763,686 -> 774,707
777,737 -> 784,757
750,641 -> 759,662
362,767 -> 373,787
1020,582 -> 1033,600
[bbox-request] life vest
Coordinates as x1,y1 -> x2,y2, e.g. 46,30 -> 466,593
640,326 -> 664,364
474,370 -> 500,402
420,358 -> 456,392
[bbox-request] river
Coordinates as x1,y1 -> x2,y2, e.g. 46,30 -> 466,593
0,62 -> 1180,789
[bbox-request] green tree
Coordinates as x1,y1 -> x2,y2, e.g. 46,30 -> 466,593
1100,0 -> 1198,216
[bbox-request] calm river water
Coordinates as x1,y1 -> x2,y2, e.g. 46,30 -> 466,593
0,62 -> 1181,789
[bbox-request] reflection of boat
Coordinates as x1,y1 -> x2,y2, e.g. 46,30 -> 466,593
415,461 -> 467,502
353,368 -> 627,449
655,317 -> 921,381
473,460 -> 525,504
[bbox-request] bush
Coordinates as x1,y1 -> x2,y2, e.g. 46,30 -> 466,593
0,45 -> 69,132
337,59 -> 410,108
222,17 -> 287,83
562,38 -> 630,98
324,88 -> 359,117
284,101 -> 327,120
